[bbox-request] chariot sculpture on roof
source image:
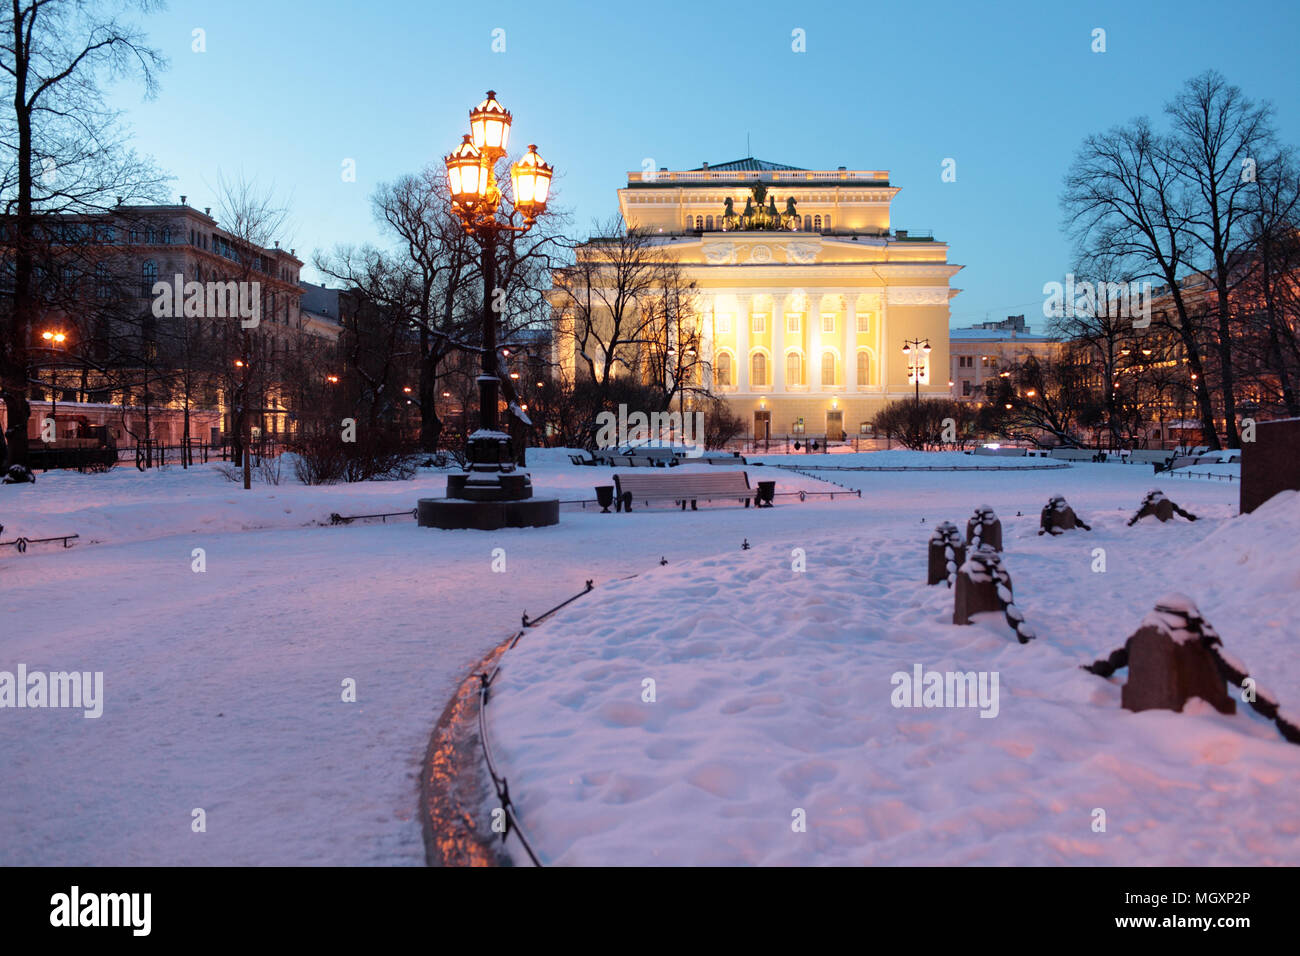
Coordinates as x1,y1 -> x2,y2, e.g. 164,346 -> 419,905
721,181 -> 800,231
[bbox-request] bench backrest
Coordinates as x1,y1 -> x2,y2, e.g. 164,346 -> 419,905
1048,448 -> 1094,460
1129,449 -> 1172,464
614,470 -> 751,498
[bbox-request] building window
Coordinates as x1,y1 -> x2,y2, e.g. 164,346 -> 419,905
716,314 -> 731,334
161,227 -> 171,244
857,311 -> 871,333
695,216 -> 703,230
857,351 -> 871,386
715,351 -> 732,387
822,314 -> 835,334
959,355 -> 974,368
786,313 -> 800,333
814,215 -> 822,231
751,314 -> 766,334
824,216 -> 832,231
705,215 -> 714,230
751,352 -> 767,387
786,351 -> 803,386
821,351 -> 836,386
803,215 -> 812,231
94,264 -> 110,299
962,380 -> 973,396
140,260 -> 157,297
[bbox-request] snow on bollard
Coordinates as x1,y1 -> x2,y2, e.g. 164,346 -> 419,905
1083,594 -> 1233,715
1082,594 -> 1300,743
1038,494 -> 1091,535
953,545 -> 1036,643
928,521 -> 965,587
1127,489 -> 1198,526
965,505 -> 1002,552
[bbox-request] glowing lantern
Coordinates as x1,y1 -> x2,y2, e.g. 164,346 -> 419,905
511,144 -> 553,222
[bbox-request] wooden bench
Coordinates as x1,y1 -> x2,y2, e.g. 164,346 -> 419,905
609,470 -> 756,511
1047,447 -> 1095,461
699,452 -> 748,466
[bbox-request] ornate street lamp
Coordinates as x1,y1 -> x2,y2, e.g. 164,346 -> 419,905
510,145 -> 553,224
902,338 -> 931,404
418,90 -> 559,530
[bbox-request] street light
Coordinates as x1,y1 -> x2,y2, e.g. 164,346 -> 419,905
902,338 -> 931,404
38,329 -> 69,431
510,145 -> 553,223
422,89 -> 559,530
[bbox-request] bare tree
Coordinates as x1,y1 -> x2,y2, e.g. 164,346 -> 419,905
1164,71 -> 1279,446
0,0 -> 167,472
1239,147 -> 1300,417
551,217 -> 666,394
1063,117 -> 1222,447
209,171 -> 290,488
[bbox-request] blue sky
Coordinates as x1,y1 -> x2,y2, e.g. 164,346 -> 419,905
106,0 -> 1300,328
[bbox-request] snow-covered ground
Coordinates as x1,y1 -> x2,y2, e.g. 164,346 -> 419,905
750,450 -> 1064,469
487,461 -> 1300,865
3,451 -> 1294,866
0,453 -> 826,865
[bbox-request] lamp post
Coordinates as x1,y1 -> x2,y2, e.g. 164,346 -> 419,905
901,338 -> 931,404
418,91 -> 559,530
38,330 -> 68,444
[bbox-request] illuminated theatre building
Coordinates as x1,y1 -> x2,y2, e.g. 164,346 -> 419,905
557,158 -> 961,441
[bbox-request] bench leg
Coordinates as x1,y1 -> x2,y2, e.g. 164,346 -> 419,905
622,492 -> 633,513
744,497 -> 751,508
691,499 -> 698,511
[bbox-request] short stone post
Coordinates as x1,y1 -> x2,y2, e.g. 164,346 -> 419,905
927,521 -> 965,587
953,545 -> 1036,643
1038,495 -> 1090,535
1083,594 -> 1234,714
965,505 -> 1002,552
1127,489 -> 1198,526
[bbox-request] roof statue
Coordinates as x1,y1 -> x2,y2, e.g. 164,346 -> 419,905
722,182 -> 800,232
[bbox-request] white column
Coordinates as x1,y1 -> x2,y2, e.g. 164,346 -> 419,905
844,296 -> 856,390
702,297 -> 715,391
810,292 -> 824,388
772,293 -> 785,392
879,297 -> 889,389
736,294 -> 751,393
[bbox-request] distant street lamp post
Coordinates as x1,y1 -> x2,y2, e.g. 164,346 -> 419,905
419,91 -> 559,529
39,330 -> 68,442
902,338 -> 931,404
